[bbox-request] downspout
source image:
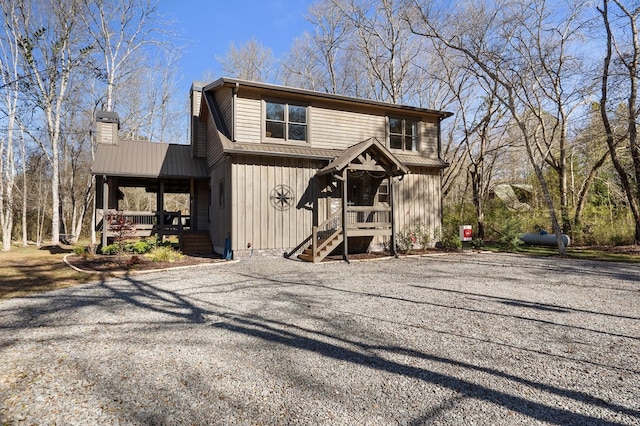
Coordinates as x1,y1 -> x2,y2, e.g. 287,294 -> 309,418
232,83 -> 239,142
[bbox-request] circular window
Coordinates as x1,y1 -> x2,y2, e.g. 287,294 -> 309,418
270,184 -> 295,211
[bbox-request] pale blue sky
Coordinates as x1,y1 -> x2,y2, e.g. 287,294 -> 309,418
158,0 -> 315,92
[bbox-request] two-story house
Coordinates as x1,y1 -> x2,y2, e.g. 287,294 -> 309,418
92,78 -> 452,262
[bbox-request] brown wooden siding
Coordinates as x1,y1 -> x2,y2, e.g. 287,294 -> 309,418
190,90 -> 207,158
230,156 -> 328,252
215,89 -> 233,135
418,121 -> 438,158
394,168 -> 442,246
230,92 -> 440,160
206,115 -> 225,167
97,121 -> 117,145
235,96 -> 262,142
310,107 -> 386,149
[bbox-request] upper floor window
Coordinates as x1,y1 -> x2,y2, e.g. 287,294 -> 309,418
265,101 -> 307,142
389,118 -> 418,152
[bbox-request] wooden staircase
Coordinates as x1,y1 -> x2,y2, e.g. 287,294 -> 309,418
181,232 -> 213,256
297,231 -> 344,263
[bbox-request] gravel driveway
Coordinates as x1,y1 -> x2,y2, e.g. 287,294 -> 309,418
1,252 -> 639,425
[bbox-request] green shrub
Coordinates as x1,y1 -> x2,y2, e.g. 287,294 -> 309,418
126,240 -> 152,254
496,216 -> 524,251
101,244 -> 120,255
145,246 -> 184,263
73,245 -> 87,256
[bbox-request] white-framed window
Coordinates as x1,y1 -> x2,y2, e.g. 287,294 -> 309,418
389,117 -> 418,152
378,180 -> 389,204
265,101 -> 308,142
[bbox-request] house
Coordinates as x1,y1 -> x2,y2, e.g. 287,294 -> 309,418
92,78 -> 452,262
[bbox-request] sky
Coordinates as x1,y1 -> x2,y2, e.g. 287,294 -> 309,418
157,0 -> 315,94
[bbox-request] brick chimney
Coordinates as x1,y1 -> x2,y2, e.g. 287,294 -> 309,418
95,110 -> 120,145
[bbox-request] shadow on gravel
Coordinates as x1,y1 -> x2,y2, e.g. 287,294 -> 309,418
211,312 -> 638,426
420,256 -> 640,292
0,275 -> 214,331
412,285 -> 640,321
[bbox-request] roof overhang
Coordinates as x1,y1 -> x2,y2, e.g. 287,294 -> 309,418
92,140 -> 209,179
202,77 -> 454,120
317,137 -> 410,177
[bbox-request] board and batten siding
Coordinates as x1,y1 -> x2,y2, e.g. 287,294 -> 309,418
310,107 -> 386,149
230,155 -> 327,252
394,168 -> 442,246
195,180 -> 209,232
209,158 -> 232,253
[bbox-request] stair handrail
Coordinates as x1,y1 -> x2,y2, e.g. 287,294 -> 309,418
312,209 -> 342,256
284,234 -> 312,258
285,209 -> 342,259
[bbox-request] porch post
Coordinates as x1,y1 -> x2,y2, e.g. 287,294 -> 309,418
390,175 -> 398,258
190,178 -> 195,231
342,168 -> 349,263
101,175 -> 108,248
157,180 -> 165,240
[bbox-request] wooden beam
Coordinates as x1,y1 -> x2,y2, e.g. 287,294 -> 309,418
390,176 -> 398,258
101,175 -> 108,248
342,168 -> 349,264
348,164 -> 386,172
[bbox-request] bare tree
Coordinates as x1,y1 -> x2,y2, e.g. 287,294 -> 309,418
3,0 -> 91,245
330,0 -> 423,103
598,0 -> 640,243
217,38 -> 275,83
406,0 -> 593,254
0,2 -> 21,250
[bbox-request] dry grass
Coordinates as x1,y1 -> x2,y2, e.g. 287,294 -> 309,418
0,244 -> 93,299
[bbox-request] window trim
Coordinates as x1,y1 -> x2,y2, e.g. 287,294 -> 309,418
263,99 -> 309,143
387,116 -> 420,153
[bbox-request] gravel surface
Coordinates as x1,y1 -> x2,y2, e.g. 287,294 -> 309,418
1,252 -> 639,425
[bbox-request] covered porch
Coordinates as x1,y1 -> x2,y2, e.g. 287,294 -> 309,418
92,140 -> 211,254
292,138 -> 409,263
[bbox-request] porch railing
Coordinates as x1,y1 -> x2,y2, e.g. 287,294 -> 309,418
97,209 -> 191,237
346,206 -> 391,230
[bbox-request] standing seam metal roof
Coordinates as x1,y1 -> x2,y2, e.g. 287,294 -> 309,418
91,140 -> 209,178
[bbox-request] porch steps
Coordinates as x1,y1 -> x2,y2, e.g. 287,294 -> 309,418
181,232 -> 213,255
297,233 -> 344,263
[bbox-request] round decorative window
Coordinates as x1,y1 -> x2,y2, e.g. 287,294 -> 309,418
270,184 -> 295,211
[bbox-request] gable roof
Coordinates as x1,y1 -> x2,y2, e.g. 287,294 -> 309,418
92,140 -> 208,179
317,137 -> 409,177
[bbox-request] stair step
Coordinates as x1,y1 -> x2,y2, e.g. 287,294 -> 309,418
297,233 -> 344,262
181,233 -> 213,255
297,253 -> 313,262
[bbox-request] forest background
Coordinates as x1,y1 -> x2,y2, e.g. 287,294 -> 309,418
1,0 -> 640,254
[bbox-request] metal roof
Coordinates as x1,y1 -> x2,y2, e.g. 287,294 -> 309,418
222,139 -> 448,169
203,77 -> 454,119
92,140 -> 209,179
224,141 -> 341,160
